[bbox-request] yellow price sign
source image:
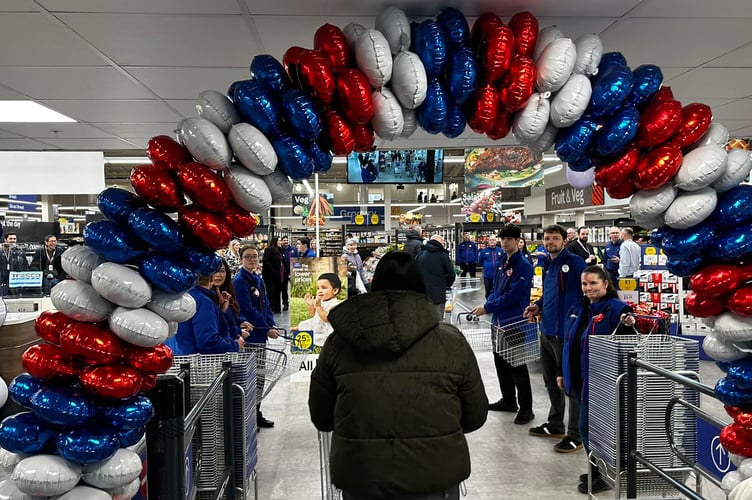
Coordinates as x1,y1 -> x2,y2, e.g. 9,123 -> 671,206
469,213 -> 481,223
644,247 -> 657,255
354,214 -> 365,225
292,331 -> 313,351
534,266 -> 543,276
486,213 -> 494,222
370,213 -> 380,224
618,278 -> 638,291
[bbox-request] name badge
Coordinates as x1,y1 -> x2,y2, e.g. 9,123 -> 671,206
48,265 -> 54,272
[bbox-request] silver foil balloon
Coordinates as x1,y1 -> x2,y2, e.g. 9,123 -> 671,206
371,88 -> 404,140
675,144 -> 728,192
82,448 -> 142,489
714,148 -> 752,193
146,290 -> 196,323
355,29 -> 393,88
178,117 -> 231,171
536,38 -> 577,93
390,51 -> 427,109
108,307 -> 169,348
375,6 -> 410,55
225,165 -> 273,213
228,123 -> 277,176
196,89 -> 240,134
263,169 -> 293,205
11,454 -> 82,497
50,280 -> 112,323
663,187 -> 717,229
91,262 -> 152,309
60,246 -> 104,283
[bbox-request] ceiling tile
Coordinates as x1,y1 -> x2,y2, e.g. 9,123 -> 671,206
600,18 -> 752,67
726,125 -> 752,136
39,100 -> 183,123
0,130 -> 21,139
0,0 -> 38,12
0,67 -> 153,100
39,137 -> 140,149
532,17 -> 618,39
0,123 -> 113,139
39,0 -> 241,14
59,13 -> 259,67
628,0 -> 752,18
716,120 -> 752,133
0,13 -> 104,66
0,138 -> 57,150
95,122 -> 179,138
667,68 -> 752,99
706,43 -> 752,68
163,100 -> 204,119
0,85 -> 28,99
697,99 -> 750,119
127,67 -> 249,100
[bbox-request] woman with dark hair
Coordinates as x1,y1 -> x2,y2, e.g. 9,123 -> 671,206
309,251 -> 488,500
262,236 -> 284,313
559,265 -> 635,494
518,237 -> 533,265
213,259 -> 252,342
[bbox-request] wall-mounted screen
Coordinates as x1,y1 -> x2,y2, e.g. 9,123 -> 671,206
346,149 -> 444,184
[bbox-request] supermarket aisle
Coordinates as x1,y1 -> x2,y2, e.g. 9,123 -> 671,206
250,295 -> 728,500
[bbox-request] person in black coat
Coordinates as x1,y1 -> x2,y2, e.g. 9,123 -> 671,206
566,227 -> 598,266
30,234 -> 66,295
415,235 -> 456,320
262,236 -> 284,314
1,232 -> 29,295
402,227 -> 424,258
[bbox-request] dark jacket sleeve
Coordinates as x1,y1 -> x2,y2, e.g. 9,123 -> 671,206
193,299 -> 239,354
29,250 -> 41,271
484,261 -> 532,316
234,274 -> 268,335
308,340 -> 337,432
444,254 -> 456,288
457,337 -> 488,433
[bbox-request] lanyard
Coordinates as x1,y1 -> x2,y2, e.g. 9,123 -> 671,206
577,240 -> 592,256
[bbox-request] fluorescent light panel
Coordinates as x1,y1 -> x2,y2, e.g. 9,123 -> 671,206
0,101 -> 76,123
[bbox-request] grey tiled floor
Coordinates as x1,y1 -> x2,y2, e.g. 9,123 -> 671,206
249,290 -> 729,500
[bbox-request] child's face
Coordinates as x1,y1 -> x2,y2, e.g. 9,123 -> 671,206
316,279 -> 338,300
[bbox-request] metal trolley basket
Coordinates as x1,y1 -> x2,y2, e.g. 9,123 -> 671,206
491,316 -> 541,367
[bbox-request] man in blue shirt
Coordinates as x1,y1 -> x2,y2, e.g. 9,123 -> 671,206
456,232 -> 479,280
524,224 -> 586,453
297,237 -> 316,258
478,236 -> 504,298
603,226 -> 621,284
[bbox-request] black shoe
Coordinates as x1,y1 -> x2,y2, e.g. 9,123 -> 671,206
554,435 -> 583,453
579,473 -> 588,484
529,423 -> 565,438
283,304 -> 289,311
578,476 -> 611,494
257,413 -> 274,428
488,399 -> 518,412
513,410 -> 535,425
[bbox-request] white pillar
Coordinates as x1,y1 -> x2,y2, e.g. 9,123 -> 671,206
40,195 -> 55,222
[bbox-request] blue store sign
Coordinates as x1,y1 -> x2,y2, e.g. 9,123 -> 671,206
697,416 -> 735,480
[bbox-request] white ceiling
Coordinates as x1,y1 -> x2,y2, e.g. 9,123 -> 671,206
1,0 -> 751,156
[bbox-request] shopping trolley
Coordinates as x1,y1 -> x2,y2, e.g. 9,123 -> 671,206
454,317 -> 494,352
243,328 -> 314,401
491,316 -> 541,367
319,431 -> 342,500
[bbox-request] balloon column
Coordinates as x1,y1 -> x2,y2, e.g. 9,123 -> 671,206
0,135 -> 263,497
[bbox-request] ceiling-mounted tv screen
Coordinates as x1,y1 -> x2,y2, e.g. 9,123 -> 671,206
346,149 -> 444,184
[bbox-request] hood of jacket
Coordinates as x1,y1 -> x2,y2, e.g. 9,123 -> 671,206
328,290 -> 439,357
405,229 -> 422,240
422,239 -> 446,253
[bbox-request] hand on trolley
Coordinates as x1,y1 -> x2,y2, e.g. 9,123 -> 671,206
620,313 -> 636,327
267,328 -> 281,339
470,305 -> 487,318
523,304 -> 540,321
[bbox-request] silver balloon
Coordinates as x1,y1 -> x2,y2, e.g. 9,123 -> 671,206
629,183 -> 677,221
178,117 -> 231,171
533,25 -> 564,62
573,34 -> 603,76
146,290 -> 196,323
91,262 -> 152,309
722,471 -> 745,493
695,122 -> 729,149
82,448 -> 142,489
714,149 -> 752,193
702,332 -> 749,362
355,29 -> 393,88
55,485 -> 111,500
390,51 -> 427,110
50,280 -> 112,323
714,312 -> 752,343
549,74 -> 591,128
225,165 -> 273,213
167,321 -> 178,338
738,459 -> 752,479
0,449 -> 23,475
108,306 -> 169,348
196,90 -> 240,134
60,246 -> 105,284
263,169 -> 293,204
11,454 -> 81,497
536,38 -> 577,93
525,123 -> 557,153
228,123 -> 277,176
513,93 -> 551,143
0,478 -> 35,499
400,107 -> 418,138
371,88 -> 404,141
107,478 -> 140,500
674,144 -> 728,191
375,6 -> 411,55
663,187 -> 717,229
343,22 -> 367,51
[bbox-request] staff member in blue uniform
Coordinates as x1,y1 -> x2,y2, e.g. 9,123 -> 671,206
478,236 -> 504,298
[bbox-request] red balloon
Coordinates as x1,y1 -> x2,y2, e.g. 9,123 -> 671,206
470,13 -> 503,56
22,344 -> 80,381
34,310 -> 75,345
684,291 -> 727,317
179,205 -> 233,250
508,12 -> 538,58
314,23 -> 351,73
124,343 -> 174,374
499,55 -> 536,112
479,24 -> 515,82
282,46 -> 308,89
720,423 -> 752,458
176,162 -> 230,212
81,364 -> 143,400
736,410 -> 752,430
352,122 -> 375,152
690,263 -> 745,298
606,181 -> 637,200
486,109 -> 513,140
336,69 -> 375,125
298,49 -> 336,104
141,373 -> 158,391
59,322 -> 124,365
653,86 -> 675,102
726,405 -> 743,419
594,144 -> 640,190
637,98 -> 684,148
223,202 -> 258,238
467,83 -> 499,134
633,143 -> 683,190
322,110 -> 354,155
130,164 -> 183,212
673,103 -> 712,149
728,285 -> 752,316
146,135 -> 191,173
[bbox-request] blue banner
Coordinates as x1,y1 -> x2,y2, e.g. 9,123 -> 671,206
697,416 -> 735,480
8,194 -> 37,213
336,206 -> 385,225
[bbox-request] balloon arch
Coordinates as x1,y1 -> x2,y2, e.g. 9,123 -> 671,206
1,6 -> 752,498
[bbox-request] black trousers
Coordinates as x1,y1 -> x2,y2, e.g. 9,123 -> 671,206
459,262 -> 476,278
281,276 -> 290,307
493,353 -> 533,412
539,334 -> 581,440
342,484 -> 460,500
265,280 -> 282,313
483,277 -> 494,298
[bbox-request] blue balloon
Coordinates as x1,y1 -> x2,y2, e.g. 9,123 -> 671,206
84,221 -> 146,264
715,377 -> 752,408
128,207 -> 184,253
9,373 -> 43,408
597,52 -> 628,75
443,104 -> 467,138
555,117 -> 600,163
308,141 -> 333,173
0,412 -> 57,454
227,80 -> 246,101
651,227 -> 666,247
101,395 -> 154,430
714,185 -> 752,228
57,426 -> 120,464
97,187 -> 145,226
417,78 -> 448,135
597,105 -> 640,156
728,360 -> 752,391
183,244 -> 222,276
567,154 -> 599,173
709,223 -> 752,260
412,20 -> 448,79
250,54 -> 292,94
667,255 -> 707,277
588,65 -> 634,118
660,222 -> 715,260
140,254 -> 197,294
717,361 -> 732,373
627,64 -> 663,108
30,386 -> 96,427
272,135 -> 315,180
118,426 -> 146,448
233,80 -> 282,138
280,88 -> 322,142
437,7 -> 470,48
446,47 -> 477,104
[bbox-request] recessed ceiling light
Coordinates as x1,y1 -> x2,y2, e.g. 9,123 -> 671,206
0,101 -> 76,123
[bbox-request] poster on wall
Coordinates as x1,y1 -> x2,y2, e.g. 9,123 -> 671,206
292,192 -> 334,226
464,147 -> 544,191
460,190 -> 523,223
